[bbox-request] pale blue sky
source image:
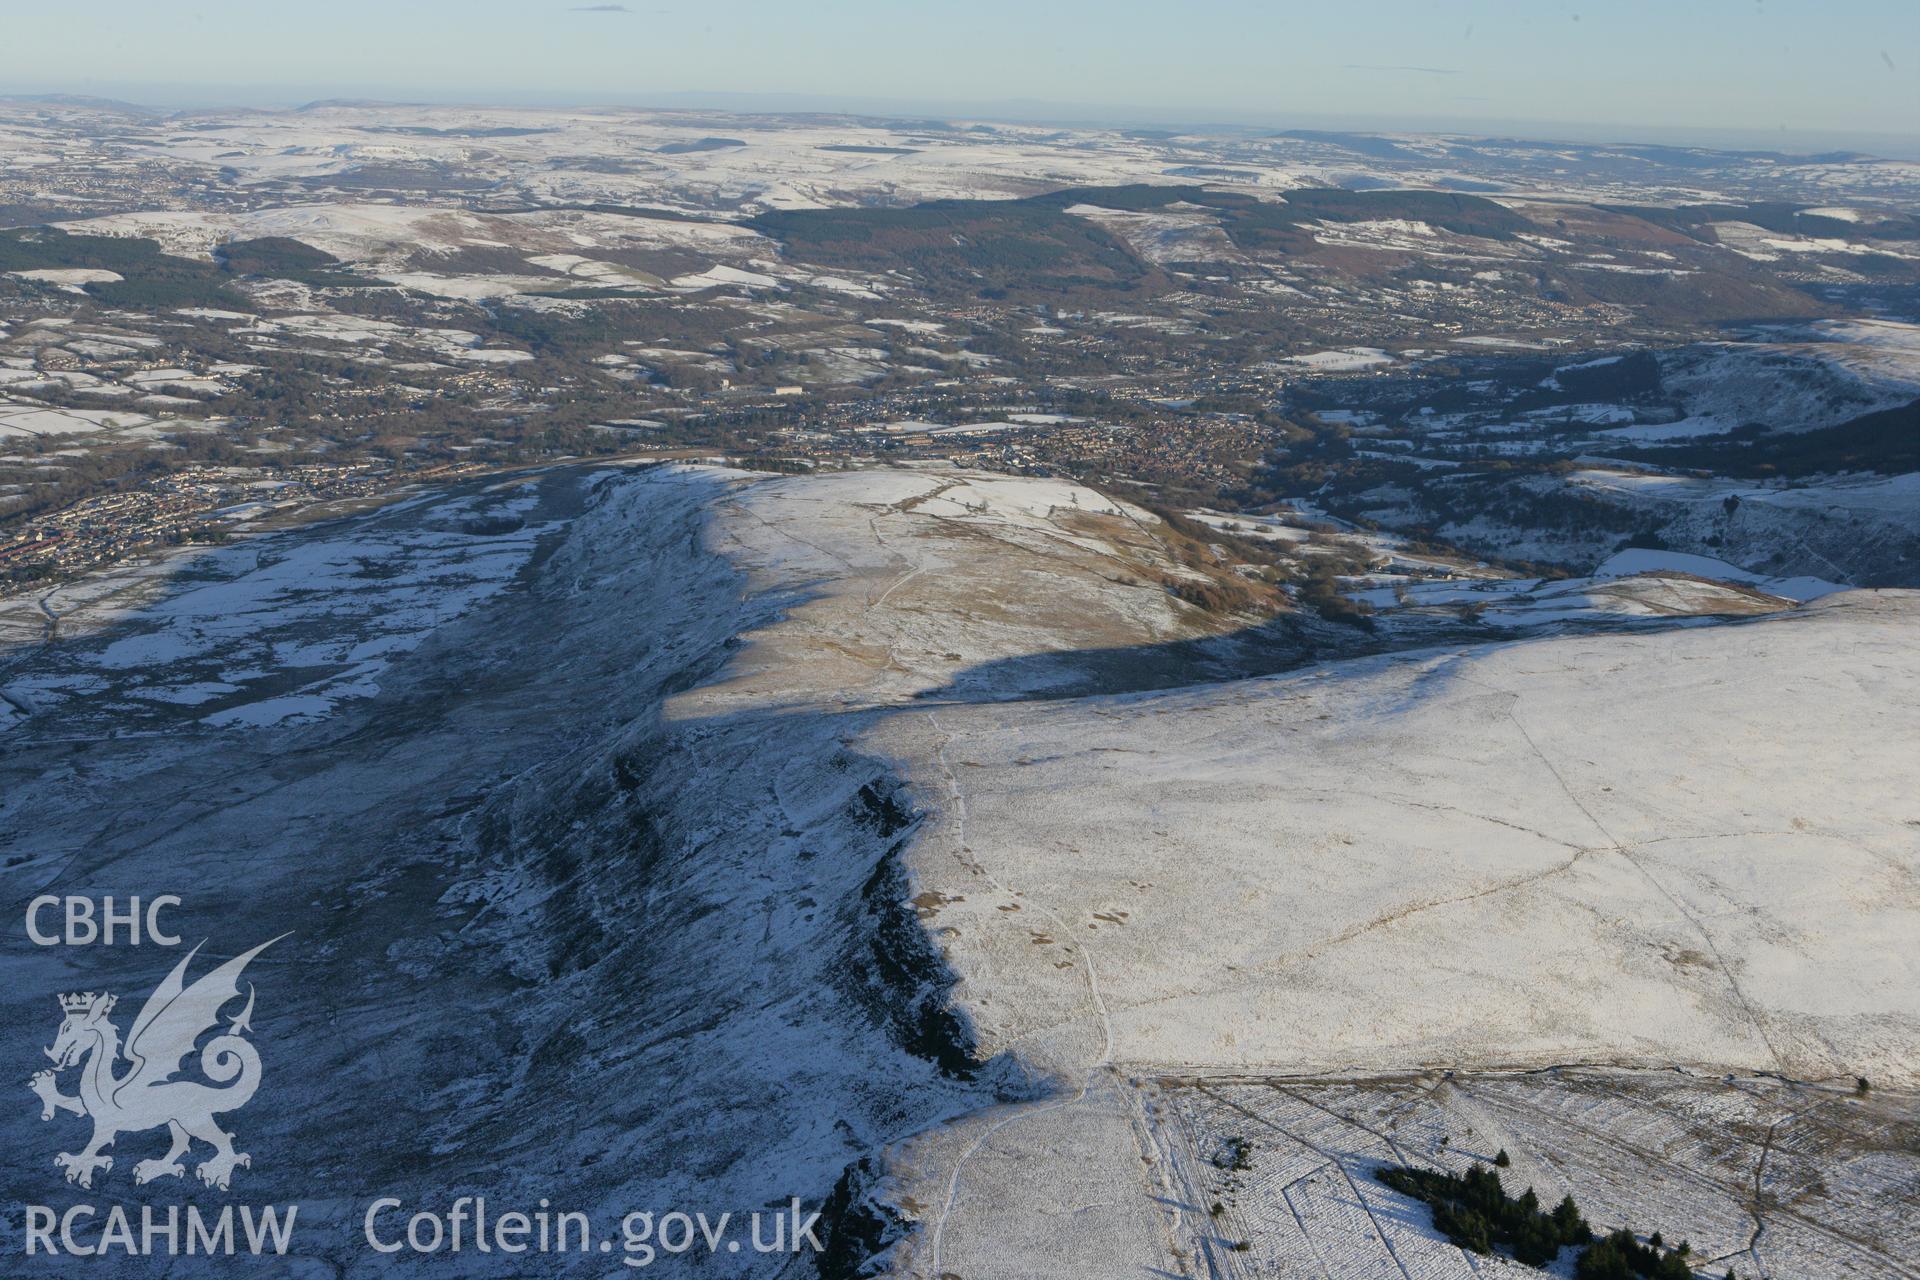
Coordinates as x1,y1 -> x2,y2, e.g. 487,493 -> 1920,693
4,0 -> 1916,146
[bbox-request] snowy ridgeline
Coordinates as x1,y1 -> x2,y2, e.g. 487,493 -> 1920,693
0,463 -> 1914,1277
0,463 -> 989,1277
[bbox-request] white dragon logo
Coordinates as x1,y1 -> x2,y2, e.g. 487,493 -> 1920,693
28,937 -> 281,1191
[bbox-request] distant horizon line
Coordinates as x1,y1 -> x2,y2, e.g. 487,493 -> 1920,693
7,82 -> 1919,163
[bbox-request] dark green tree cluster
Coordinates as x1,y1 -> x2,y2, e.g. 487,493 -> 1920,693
1374,1163 -> 1591,1267
1574,1229 -> 1695,1280
0,227 -> 245,310
215,236 -> 361,288
1377,1162 -> 1702,1277
749,198 -> 1156,298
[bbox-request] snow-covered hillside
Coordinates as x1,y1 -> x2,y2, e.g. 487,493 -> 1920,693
1654,321 -> 1920,438
670,467 -> 1920,1276
2,463 -> 1911,1277
0,462 -> 1258,1276
1377,465 -> 1920,587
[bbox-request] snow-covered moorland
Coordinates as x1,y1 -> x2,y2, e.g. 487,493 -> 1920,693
1,463 -> 1912,1276
665,467 -> 1918,1276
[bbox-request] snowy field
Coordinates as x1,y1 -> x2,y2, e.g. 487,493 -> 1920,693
877,583 -> 1917,1274
1155,1070 -> 1915,1279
